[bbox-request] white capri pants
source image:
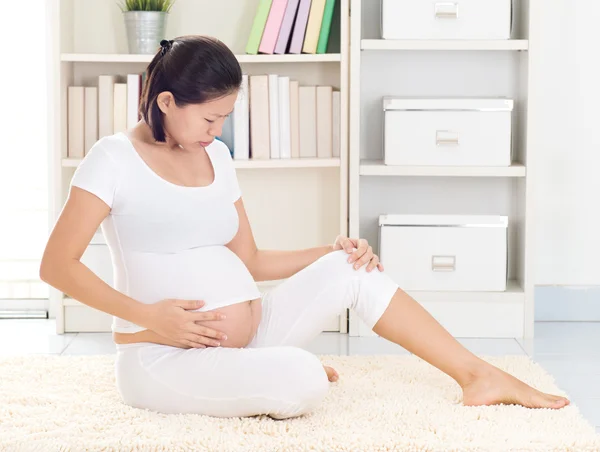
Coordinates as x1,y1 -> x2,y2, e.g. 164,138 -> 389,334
114,249 -> 399,419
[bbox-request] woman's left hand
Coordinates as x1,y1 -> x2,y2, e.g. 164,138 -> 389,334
332,235 -> 384,272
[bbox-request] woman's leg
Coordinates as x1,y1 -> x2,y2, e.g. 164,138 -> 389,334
248,250 -> 398,349
115,343 -> 328,419
372,289 -> 571,409
250,249 -> 569,409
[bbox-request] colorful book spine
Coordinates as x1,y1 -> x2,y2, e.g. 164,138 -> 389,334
302,0 -> 327,54
259,0 -> 289,54
245,0 -> 274,55
316,0 -> 336,54
288,0 -> 312,54
274,0 -> 301,54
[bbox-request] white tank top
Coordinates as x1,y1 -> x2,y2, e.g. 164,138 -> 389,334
70,132 -> 261,333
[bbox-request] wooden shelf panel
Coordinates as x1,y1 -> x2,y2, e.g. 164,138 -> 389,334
359,160 -> 526,177
63,157 -> 341,169
61,53 -> 342,63
406,280 -> 525,304
361,40 -> 529,51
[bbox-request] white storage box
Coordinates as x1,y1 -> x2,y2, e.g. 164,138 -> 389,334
381,0 -> 513,40
383,98 -> 514,167
378,214 -> 508,291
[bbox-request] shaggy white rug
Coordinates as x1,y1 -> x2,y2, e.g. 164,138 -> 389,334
1,354 -> 599,452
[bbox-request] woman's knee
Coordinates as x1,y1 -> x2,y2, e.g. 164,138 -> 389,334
316,249 -> 357,277
317,250 -> 399,328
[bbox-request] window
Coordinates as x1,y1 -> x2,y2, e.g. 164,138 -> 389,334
0,2 -> 49,305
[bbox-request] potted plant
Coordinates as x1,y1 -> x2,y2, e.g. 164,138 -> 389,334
119,0 -> 176,54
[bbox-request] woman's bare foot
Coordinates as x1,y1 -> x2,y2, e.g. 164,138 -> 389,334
461,364 -> 570,409
323,365 -> 339,382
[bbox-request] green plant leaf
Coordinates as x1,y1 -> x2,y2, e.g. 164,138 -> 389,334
119,0 -> 175,12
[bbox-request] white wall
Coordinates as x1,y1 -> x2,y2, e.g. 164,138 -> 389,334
530,0 -> 600,285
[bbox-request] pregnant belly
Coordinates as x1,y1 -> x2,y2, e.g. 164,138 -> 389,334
113,245 -> 263,349
113,297 -> 262,348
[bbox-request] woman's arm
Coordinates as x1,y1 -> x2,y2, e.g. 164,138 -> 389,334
247,246 -> 333,282
40,187 -> 152,326
226,198 -> 334,282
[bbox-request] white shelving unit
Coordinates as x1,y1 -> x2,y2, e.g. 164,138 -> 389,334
359,161 -> 527,178
348,0 -> 535,338
48,0 -> 350,334
361,39 -> 529,51
61,53 -> 342,63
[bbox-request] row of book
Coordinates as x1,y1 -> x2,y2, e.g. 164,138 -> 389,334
67,74 -> 142,158
66,73 -> 341,160
233,74 -> 340,160
246,0 -> 338,55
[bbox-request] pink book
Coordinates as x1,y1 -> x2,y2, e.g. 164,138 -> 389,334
288,0 -> 312,54
274,0 -> 301,54
258,0 -> 289,54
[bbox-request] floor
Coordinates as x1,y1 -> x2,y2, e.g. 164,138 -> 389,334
2,319 -> 599,434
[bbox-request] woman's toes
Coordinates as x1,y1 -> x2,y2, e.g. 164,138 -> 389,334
323,365 -> 339,382
552,396 -> 570,407
532,391 -> 569,409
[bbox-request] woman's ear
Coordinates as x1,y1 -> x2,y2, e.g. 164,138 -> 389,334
156,91 -> 174,114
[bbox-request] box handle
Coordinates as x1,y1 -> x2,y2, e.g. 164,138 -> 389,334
435,2 -> 459,19
436,130 -> 460,146
432,255 -> 456,272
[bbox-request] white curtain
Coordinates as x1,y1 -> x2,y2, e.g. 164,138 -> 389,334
0,2 -> 49,302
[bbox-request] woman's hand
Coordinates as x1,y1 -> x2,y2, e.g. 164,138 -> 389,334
332,235 -> 384,272
139,299 -> 228,349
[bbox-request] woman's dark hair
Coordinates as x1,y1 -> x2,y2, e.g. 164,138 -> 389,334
139,35 -> 242,142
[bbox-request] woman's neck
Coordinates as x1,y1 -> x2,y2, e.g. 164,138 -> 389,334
133,121 -> 181,152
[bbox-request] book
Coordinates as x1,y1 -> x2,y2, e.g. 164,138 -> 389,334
268,74 -> 280,158
316,0 -> 336,54
98,75 -> 116,138
289,81 -> 300,158
67,86 -> 84,158
288,0 -> 312,54
84,87 -> 98,156
233,75 -> 250,160
326,0 -> 341,53
113,83 -> 127,134
278,77 -> 291,159
298,86 -> 317,158
274,0 -> 301,54
259,0 -> 288,54
302,0 -> 327,54
332,90 -> 340,158
316,86 -> 333,158
249,75 -> 271,159
246,0 -> 274,54
126,74 -> 142,129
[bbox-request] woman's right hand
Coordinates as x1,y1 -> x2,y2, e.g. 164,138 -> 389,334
141,299 -> 228,349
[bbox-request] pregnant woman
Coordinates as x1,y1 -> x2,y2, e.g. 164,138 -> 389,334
40,35 -> 569,419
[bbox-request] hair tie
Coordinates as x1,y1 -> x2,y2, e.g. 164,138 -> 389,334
160,39 -> 174,56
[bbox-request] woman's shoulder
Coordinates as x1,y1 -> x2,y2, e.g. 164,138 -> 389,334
208,138 -> 233,157
88,132 -> 132,162
208,139 -> 236,169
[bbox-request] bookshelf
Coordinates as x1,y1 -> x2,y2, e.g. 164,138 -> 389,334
48,0 -> 350,334
61,53 -> 342,63
349,0 -> 535,338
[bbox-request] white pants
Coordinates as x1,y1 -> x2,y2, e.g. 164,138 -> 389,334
114,250 -> 398,419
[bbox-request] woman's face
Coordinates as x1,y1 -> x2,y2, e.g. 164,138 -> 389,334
158,90 -> 238,148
